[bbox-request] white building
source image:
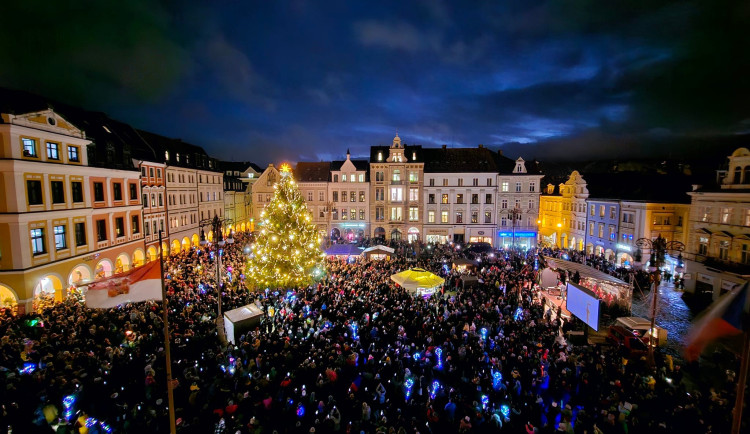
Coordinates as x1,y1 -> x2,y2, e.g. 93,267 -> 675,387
496,154 -> 543,248
422,145 -> 499,245
329,150 -> 370,242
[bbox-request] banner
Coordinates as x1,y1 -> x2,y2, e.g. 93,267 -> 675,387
85,260 -> 162,308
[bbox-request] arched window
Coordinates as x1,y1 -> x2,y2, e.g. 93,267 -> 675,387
734,166 -> 742,184
744,166 -> 750,184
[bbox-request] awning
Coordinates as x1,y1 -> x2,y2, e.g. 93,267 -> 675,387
540,255 -> 629,286
324,244 -> 364,256
362,245 -> 395,254
390,268 -> 445,294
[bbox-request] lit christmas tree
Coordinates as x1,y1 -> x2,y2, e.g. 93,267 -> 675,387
247,164 -> 326,289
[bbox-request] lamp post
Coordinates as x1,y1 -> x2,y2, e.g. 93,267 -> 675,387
200,215 -> 234,321
501,206 -> 522,248
556,223 -> 562,249
633,235 -> 685,368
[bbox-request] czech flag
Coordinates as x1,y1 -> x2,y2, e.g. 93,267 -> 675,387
685,281 -> 748,361
84,260 -> 162,308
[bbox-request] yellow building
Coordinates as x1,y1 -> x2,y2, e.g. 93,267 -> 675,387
538,170 -> 589,249
0,107 -> 144,313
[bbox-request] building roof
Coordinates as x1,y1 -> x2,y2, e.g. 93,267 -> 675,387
369,144 -> 424,163
0,87 -> 142,170
331,159 -> 370,172
493,151 -> 543,175
295,161 -> 331,182
422,146 -> 499,173
0,87 -> 51,117
220,160 -> 263,173
583,172 -> 693,204
137,130 -> 220,172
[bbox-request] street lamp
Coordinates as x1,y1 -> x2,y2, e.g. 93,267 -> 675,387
556,223 -> 562,248
199,215 -> 234,322
634,235 -> 685,367
501,206 -> 523,248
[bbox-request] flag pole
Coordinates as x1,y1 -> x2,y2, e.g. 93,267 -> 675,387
732,329 -> 750,434
159,230 -> 177,434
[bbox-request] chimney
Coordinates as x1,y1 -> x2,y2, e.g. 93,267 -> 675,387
497,150 -> 503,156
478,144 -> 484,149
442,144 -> 447,150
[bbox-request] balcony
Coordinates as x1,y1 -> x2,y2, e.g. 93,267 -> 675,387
695,255 -> 750,275
390,180 -> 404,185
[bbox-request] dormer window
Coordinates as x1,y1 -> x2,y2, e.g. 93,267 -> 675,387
176,153 -> 180,162
412,152 -> 416,161
378,152 -> 383,161
165,151 -> 170,161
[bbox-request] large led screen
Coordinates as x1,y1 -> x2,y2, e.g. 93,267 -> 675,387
566,282 -> 602,331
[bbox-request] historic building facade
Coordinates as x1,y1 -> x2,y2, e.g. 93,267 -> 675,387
295,162 -> 332,241
329,151 -> 370,242
0,108 -> 143,312
369,135 -> 425,242
539,171 -> 588,249
251,164 -> 281,226
422,146 -> 499,245
683,147 -> 750,300
495,155 -> 543,249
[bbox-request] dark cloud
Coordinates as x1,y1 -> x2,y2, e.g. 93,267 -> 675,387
0,0 -> 747,166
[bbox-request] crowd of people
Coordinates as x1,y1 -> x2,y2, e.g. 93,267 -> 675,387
0,235 -> 743,433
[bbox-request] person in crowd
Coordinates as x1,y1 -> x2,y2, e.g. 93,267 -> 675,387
0,236 -> 734,433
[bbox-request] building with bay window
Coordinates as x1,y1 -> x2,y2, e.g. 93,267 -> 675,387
369,134 -> 424,242
684,147 -> 750,301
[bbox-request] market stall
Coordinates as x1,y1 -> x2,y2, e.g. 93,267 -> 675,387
362,245 -> 395,260
224,303 -> 263,345
390,268 -> 445,297
325,244 -> 364,260
540,255 -> 633,314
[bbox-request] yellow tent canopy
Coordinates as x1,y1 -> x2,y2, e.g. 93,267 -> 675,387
390,268 -> 445,296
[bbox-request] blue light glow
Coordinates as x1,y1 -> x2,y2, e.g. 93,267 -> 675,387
493,371 -> 503,390
481,394 -> 489,410
63,395 -> 76,421
429,380 -> 441,399
480,328 -> 488,340
404,377 -> 414,399
350,322 -> 359,340
19,362 -> 36,374
501,404 -> 511,419
413,352 -> 421,361
435,347 -> 443,369
514,307 -> 523,321
297,404 -> 305,417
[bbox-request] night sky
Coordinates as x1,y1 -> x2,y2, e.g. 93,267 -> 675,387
2,1 -> 748,165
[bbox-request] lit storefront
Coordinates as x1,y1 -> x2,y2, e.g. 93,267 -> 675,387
425,228 -> 450,245
497,230 -> 537,249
